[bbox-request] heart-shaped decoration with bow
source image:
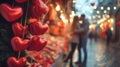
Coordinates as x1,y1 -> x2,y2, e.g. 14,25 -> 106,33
7,57 -> 26,67
29,20 -> 48,35
27,36 -> 47,51
11,36 -> 30,51
0,3 -> 23,22
12,22 -> 28,37
15,0 -> 27,3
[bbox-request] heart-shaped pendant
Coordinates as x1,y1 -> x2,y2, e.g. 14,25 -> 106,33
11,36 -> 30,51
7,57 -> 26,67
0,3 -> 23,22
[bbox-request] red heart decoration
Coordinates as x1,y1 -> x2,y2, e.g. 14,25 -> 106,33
7,57 -> 26,67
12,22 -> 28,37
27,36 -> 47,51
91,2 -> 95,6
0,3 -> 23,22
31,0 -> 49,18
15,0 -> 27,3
31,5 -> 42,19
29,20 -> 48,35
11,36 -> 30,51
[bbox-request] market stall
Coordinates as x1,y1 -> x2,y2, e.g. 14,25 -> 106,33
0,0 -> 72,67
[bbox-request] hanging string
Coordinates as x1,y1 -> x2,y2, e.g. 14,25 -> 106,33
40,0 -> 50,23
18,51 -> 21,59
17,0 -> 30,59
22,0 -> 30,38
24,0 -> 30,26
20,16 -> 23,24
41,12 -> 49,23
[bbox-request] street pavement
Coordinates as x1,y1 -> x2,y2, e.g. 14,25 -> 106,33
53,38 -> 120,67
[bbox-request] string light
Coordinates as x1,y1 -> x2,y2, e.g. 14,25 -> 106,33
56,5 -> 60,11
98,15 -> 101,18
104,10 -> 107,13
106,15 -> 110,18
73,0 -> 77,3
107,7 -> 110,10
114,6 -> 116,10
96,11 -> 100,14
101,6 -> 104,10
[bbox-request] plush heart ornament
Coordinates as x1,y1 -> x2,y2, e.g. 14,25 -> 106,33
7,57 -> 26,67
29,20 -> 48,35
31,0 -> 49,18
0,3 -> 23,22
31,5 -> 43,19
27,36 -> 47,51
12,22 -> 28,37
15,0 -> 27,3
11,36 -> 30,51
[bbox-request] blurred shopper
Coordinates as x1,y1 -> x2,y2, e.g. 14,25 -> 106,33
105,27 -> 112,47
89,30 -> 94,41
75,14 -> 89,67
63,16 -> 80,67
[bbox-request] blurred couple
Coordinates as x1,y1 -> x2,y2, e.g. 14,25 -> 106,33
63,14 -> 89,67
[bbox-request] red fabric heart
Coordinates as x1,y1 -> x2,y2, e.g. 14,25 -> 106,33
31,0 -> 49,18
0,3 -> 23,22
29,20 -> 48,35
27,36 -> 47,51
15,0 -> 27,3
11,36 -> 30,51
12,22 -> 28,37
7,57 -> 26,67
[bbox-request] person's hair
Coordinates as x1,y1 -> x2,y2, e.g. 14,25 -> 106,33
70,16 -> 79,34
81,14 -> 85,18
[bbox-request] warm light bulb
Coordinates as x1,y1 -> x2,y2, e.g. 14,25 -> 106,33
98,15 -> 101,18
107,7 -> 110,10
56,5 -> 60,11
97,11 -> 100,14
101,6 -> 104,10
114,6 -> 116,10
104,10 -> 107,13
73,0 -> 77,3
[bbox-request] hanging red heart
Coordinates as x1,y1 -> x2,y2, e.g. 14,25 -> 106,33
29,20 -> 48,35
31,5 -> 43,19
11,36 -> 30,51
90,2 -> 95,6
15,0 -> 27,3
0,3 -> 23,22
7,57 -> 26,67
27,36 -> 47,51
31,0 -> 49,18
12,22 -> 28,37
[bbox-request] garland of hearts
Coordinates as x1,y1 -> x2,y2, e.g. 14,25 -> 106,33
0,0 -> 49,67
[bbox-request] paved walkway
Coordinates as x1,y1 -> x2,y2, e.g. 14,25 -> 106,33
53,38 -> 120,67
